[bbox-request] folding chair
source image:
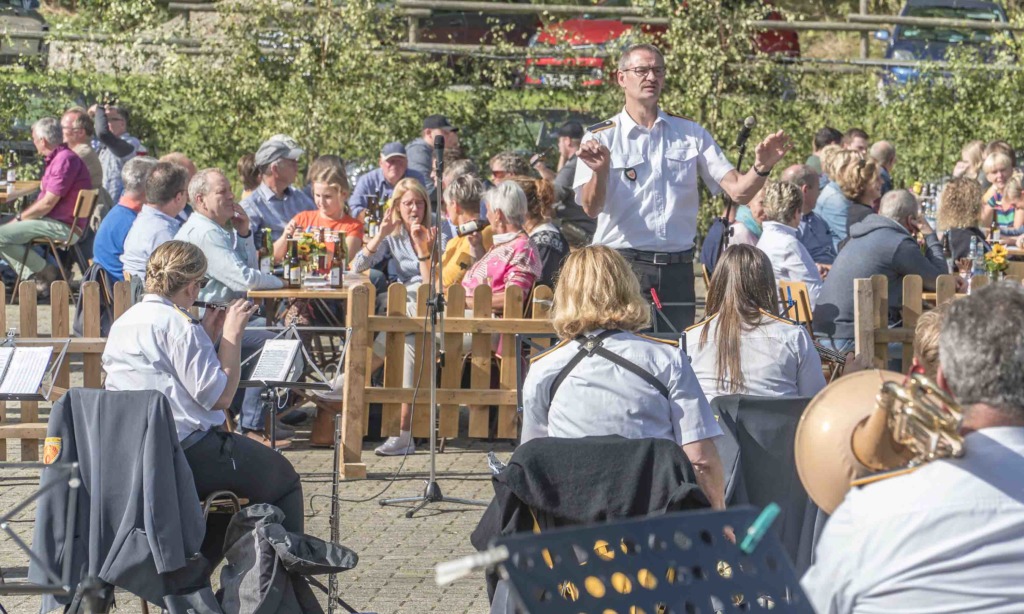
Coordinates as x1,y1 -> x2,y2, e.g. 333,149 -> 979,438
13,188 -> 99,303
776,279 -> 813,336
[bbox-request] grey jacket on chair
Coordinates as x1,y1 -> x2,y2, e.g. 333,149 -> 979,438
28,389 -> 215,613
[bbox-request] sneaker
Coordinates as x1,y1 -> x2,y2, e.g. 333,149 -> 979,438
279,407 -> 313,426
314,368 -> 344,402
271,421 -> 296,439
374,436 -> 415,456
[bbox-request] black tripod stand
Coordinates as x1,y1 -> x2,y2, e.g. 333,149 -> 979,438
379,137 -> 486,518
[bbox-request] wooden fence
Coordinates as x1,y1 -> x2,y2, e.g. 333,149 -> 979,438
0,279 -> 131,461
852,273 -> 1016,368
338,282 -> 555,479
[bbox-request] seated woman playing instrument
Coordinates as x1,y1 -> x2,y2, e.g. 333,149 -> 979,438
522,245 -> 726,509
102,240 -> 303,563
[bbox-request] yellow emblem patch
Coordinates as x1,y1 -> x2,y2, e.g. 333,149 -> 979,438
43,437 -> 62,464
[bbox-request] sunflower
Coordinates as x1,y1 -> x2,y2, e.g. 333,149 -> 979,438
297,243 -> 311,254
991,243 -> 1009,257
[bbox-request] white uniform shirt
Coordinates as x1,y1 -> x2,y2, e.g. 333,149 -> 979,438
756,221 -> 823,308
686,313 -> 825,404
521,330 -> 722,446
802,427 -> 1024,614
102,294 -> 227,441
573,108 -> 735,252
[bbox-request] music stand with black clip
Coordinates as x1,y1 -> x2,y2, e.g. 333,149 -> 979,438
239,324 -> 333,450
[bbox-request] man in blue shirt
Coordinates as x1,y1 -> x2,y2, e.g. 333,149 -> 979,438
349,142 -> 427,219
406,114 -> 459,197
782,164 -> 836,268
240,134 -> 315,241
93,157 -> 157,281
121,161 -> 190,281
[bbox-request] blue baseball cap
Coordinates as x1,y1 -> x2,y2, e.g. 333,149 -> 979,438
381,142 -> 407,160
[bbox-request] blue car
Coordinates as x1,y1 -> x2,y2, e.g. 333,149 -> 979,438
877,0 -> 1010,84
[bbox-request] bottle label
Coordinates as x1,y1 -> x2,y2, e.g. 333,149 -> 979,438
260,256 -> 272,274
6,169 -> 14,183
330,266 -> 342,287
289,267 -> 301,284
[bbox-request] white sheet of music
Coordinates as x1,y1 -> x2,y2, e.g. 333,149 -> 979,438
250,339 -> 300,382
0,346 -> 52,395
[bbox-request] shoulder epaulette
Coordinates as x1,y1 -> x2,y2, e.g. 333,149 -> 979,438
586,120 -> 615,134
850,465 -> 920,488
174,304 -> 200,324
685,313 -> 718,333
529,339 -> 570,364
636,333 -> 679,347
664,111 -> 695,122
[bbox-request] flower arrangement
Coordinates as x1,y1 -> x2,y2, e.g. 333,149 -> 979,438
985,243 -> 1009,277
295,232 -> 327,262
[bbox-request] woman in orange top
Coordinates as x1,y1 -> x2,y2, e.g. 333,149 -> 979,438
273,155 -> 363,263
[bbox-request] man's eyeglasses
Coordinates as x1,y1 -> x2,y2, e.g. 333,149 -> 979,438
491,169 -> 508,179
620,66 -> 666,79
107,116 -> 125,124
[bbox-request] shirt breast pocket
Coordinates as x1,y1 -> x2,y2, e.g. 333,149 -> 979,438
665,146 -> 699,186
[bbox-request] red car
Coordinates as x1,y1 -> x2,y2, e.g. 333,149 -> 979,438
523,1 -> 800,87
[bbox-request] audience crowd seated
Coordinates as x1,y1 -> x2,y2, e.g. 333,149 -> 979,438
805,126 -> 841,175
507,175 -> 569,289
782,164 -> 835,269
92,156 -> 158,282
729,187 -> 765,247
89,104 -> 145,205
980,150 -> 1016,229
240,134 -> 315,241
349,142 -> 427,219
121,161 -> 190,284
441,174 -> 492,289
938,176 -> 990,265
815,149 -> 863,250
688,244 -> 825,404
60,107 -> 104,199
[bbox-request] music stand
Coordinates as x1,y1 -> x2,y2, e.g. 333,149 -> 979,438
0,335 -> 71,402
239,324 -> 334,449
492,506 -> 813,614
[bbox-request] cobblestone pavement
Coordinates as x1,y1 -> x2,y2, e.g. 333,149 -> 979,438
0,425 -> 510,614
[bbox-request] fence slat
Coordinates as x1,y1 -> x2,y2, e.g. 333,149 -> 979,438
935,274 -> 957,305
439,285 -> 465,438
497,286 -> 522,440
469,285 -> 493,438
871,275 -> 888,367
19,282 -> 38,461
82,282 -> 102,389
340,282 -> 370,479
0,282 -> 6,460
901,275 -> 922,370
51,282 -> 71,390
410,284 -> 431,438
113,280 -> 132,319
381,283 -> 407,437
853,278 -> 875,370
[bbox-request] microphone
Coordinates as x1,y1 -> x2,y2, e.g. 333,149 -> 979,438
433,134 -> 445,186
736,116 -> 757,149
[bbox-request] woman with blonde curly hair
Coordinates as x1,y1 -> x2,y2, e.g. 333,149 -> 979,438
507,175 -> 569,288
836,155 -> 882,232
938,177 -> 989,264
522,245 -> 725,509
815,149 -> 870,250
952,140 -> 985,182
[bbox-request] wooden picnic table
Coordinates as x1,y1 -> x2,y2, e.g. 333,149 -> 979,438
248,273 -> 371,325
0,181 -> 41,206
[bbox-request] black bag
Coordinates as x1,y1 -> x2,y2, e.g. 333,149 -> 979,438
218,504 -> 359,614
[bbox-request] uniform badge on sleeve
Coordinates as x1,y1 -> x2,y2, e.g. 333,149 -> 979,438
624,168 -> 637,181
43,437 -> 62,464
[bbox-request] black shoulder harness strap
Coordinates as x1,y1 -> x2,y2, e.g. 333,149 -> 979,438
548,330 -> 671,403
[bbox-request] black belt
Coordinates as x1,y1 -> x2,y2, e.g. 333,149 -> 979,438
549,330 -> 670,403
617,248 -> 694,266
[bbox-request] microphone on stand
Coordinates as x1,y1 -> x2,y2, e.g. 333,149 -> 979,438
736,115 -> 757,149
433,134 -> 445,195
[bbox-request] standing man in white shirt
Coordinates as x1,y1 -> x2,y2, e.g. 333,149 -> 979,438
574,43 -> 792,330
755,180 -> 822,308
802,282 -> 1024,614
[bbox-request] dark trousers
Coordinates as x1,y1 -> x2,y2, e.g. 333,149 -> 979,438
184,430 -> 304,564
619,253 -> 696,332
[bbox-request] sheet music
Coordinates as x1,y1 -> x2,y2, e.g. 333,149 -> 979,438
0,346 -> 52,395
250,339 -> 301,382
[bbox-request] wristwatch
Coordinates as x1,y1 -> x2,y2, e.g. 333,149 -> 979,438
753,164 -> 772,177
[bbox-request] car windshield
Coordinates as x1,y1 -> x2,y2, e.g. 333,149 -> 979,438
899,6 -> 1004,44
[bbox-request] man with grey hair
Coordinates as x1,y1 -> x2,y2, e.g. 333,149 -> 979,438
177,168 -> 287,448
869,140 -> 896,196
92,156 -> 158,282
121,161 -> 190,282
756,180 -> 823,307
0,117 -> 92,295
813,189 -> 949,354
803,282 -> 1024,612
240,134 -> 314,241
574,42 -> 792,330
782,163 -> 836,268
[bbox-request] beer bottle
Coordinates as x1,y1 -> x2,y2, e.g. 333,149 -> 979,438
942,232 -> 954,274
287,241 -> 301,286
317,228 -> 328,274
259,228 -> 273,274
991,216 -> 1001,243
5,151 -> 15,184
330,232 -> 346,287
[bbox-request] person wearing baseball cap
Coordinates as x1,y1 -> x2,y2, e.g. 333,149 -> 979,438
349,141 -> 428,219
239,134 -> 315,241
406,114 -> 460,197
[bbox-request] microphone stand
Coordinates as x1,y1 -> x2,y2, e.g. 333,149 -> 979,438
716,127 -> 752,260
379,138 -> 486,518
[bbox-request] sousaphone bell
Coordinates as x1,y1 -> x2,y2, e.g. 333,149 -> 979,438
795,369 -> 965,514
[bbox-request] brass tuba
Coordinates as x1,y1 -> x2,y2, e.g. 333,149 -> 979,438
794,370 -> 965,514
